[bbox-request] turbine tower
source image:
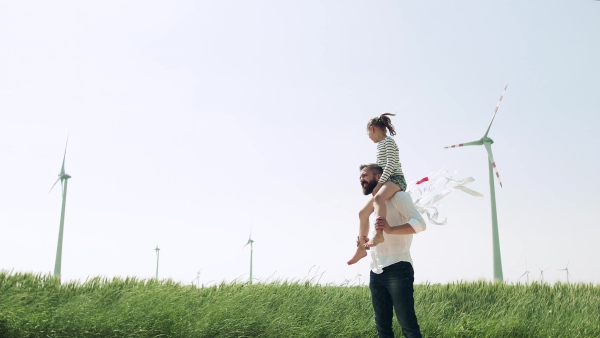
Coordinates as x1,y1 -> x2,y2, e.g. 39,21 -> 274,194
538,266 -> 546,284
50,139 -> 72,281
244,231 -> 254,284
444,85 -> 508,283
154,245 -> 160,280
558,260 -> 571,283
519,266 -> 530,284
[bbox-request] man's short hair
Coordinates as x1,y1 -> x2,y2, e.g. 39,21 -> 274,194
360,163 -> 383,175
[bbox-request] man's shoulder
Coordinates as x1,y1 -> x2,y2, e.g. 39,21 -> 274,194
390,191 -> 414,206
393,190 -> 411,199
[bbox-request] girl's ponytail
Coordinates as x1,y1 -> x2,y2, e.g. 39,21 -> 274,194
367,113 -> 396,136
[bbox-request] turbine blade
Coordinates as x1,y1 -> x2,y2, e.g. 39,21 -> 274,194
483,85 -> 508,138
61,137 -> 69,175
483,142 -> 503,188
243,230 -> 253,248
49,177 -> 61,193
443,140 -> 483,149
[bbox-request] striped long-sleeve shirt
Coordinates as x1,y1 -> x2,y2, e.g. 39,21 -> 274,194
376,136 -> 404,183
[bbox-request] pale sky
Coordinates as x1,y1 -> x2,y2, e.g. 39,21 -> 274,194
2,1 -> 599,286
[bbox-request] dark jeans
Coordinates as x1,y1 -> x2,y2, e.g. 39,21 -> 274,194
369,261 -> 422,338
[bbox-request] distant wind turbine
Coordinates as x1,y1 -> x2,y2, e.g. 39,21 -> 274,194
444,85 -> 508,283
356,266 -> 362,286
537,266 -> 546,284
50,139 -> 72,281
154,245 -> 160,279
244,231 -> 254,284
518,270 -> 530,284
519,261 -> 530,284
558,260 -> 571,283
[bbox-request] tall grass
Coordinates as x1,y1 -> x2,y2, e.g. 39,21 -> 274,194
1,271 -> 598,337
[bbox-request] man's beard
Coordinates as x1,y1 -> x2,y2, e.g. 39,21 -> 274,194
361,179 -> 378,195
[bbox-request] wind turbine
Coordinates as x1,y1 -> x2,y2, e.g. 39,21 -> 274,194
244,231 -> 254,284
444,85 -> 508,283
518,263 -> 530,284
558,260 -> 571,283
195,270 -> 201,288
50,139 -> 72,281
154,245 -> 160,279
537,266 -> 546,284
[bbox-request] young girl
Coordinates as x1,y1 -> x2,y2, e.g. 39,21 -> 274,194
347,113 -> 407,265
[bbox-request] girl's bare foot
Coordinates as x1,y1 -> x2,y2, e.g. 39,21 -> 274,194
347,247 -> 367,265
365,231 -> 385,248
347,236 -> 369,265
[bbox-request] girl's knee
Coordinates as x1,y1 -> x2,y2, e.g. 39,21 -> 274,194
373,193 -> 387,204
359,206 -> 372,219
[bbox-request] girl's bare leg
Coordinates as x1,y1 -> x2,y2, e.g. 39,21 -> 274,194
366,181 -> 401,248
347,199 -> 374,265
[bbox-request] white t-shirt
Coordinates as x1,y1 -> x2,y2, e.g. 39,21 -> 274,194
370,191 -> 426,274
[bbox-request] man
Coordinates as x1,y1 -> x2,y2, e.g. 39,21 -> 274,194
359,163 -> 426,338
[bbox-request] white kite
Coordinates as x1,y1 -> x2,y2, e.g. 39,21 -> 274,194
407,169 -> 483,225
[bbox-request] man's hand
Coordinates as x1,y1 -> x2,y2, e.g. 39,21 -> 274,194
356,235 -> 369,247
374,216 -> 392,233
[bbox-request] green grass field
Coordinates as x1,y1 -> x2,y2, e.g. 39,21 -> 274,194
1,271 -> 598,337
